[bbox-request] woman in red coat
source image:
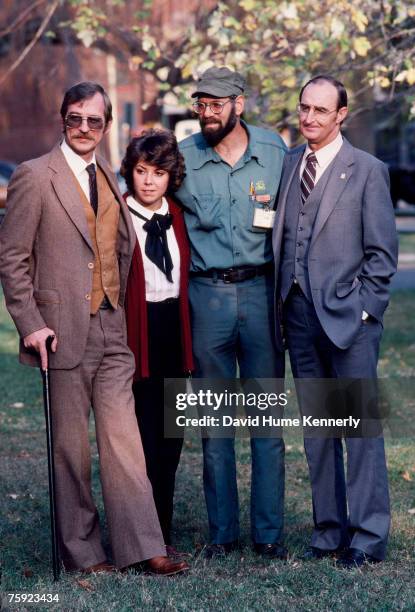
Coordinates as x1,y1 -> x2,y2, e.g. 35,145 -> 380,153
121,129 -> 193,555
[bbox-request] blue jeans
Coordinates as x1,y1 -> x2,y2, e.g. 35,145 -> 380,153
189,273 -> 285,544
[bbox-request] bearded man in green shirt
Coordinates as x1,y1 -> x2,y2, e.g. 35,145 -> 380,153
176,67 -> 287,560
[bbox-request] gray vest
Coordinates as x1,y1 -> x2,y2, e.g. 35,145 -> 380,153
279,159 -> 335,302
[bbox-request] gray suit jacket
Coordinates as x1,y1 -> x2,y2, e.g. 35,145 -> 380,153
0,144 -> 136,369
272,138 -> 398,350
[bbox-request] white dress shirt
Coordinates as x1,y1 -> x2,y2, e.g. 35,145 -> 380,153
300,132 -> 343,185
126,195 -> 180,302
61,139 -> 96,202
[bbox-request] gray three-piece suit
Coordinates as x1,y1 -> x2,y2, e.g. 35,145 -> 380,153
273,138 -> 398,559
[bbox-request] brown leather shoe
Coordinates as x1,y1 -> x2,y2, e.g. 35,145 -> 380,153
82,562 -> 117,574
146,555 -> 189,576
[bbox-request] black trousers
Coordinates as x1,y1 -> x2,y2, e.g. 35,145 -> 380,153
133,298 -> 184,545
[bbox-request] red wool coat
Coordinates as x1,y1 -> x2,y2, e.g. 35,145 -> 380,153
124,196 -> 194,380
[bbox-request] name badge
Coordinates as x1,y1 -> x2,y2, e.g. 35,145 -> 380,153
253,207 -> 276,229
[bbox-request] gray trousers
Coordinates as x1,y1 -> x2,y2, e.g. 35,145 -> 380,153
49,307 -> 165,570
284,289 -> 390,560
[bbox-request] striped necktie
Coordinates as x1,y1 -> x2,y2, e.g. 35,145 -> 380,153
300,152 -> 317,204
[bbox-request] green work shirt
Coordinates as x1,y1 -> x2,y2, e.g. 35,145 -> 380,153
177,122 -> 286,272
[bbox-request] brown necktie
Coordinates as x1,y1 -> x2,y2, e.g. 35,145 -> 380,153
300,152 -> 317,204
86,164 -> 98,216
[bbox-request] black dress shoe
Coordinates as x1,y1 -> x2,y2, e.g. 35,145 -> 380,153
336,547 -> 380,569
302,547 -> 339,561
254,543 -> 288,560
203,542 -> 239,559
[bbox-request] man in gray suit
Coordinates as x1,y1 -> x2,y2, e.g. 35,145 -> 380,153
272,75 -> 398,568
0,82 -> 188,576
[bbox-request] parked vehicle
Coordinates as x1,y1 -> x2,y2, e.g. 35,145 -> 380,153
0,161 -> 17,210
0,160 -> 16,185
389,167 -> 415,208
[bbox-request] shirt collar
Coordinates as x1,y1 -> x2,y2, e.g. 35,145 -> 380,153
191,121 -> 264,169
303,132 -> 343,167
60,138 -> 96,178
126,195 -> 169,219
243,122 -> 265,167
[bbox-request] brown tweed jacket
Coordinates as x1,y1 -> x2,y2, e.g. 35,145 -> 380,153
0,143 -> 136,369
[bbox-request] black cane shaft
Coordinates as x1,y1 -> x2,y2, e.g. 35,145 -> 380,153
43,335 -> 60,581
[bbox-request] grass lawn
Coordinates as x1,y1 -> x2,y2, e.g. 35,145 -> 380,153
1,288 -> 414,611
398,233 -> 415,256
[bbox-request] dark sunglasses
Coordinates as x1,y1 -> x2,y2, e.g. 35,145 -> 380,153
65,114 -> 105,130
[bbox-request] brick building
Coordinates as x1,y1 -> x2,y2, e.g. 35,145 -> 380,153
0,0 -> 214,168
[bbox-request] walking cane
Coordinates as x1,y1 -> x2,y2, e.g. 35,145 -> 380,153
42,335 -> 60,581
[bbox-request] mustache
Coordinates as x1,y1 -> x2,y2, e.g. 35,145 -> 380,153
74,134 -> 95,140
201,118 -> 221,126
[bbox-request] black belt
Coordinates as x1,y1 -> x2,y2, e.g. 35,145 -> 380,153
190,263 -> 273,284
146,297 -> 179,306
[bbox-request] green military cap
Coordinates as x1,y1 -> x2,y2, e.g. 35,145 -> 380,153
191,66 -> 246,98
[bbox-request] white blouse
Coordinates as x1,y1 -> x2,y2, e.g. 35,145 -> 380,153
126,195 -> 180,302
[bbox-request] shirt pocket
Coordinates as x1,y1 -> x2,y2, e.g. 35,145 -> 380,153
191,193 -> 222,231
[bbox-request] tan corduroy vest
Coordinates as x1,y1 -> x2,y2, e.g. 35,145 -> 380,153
76,167 -> 120,314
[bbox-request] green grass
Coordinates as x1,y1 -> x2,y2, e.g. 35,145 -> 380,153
398,233 -> 415,256
1,290 -> 415,611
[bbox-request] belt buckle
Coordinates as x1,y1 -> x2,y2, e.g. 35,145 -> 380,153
222,269 -> 234,283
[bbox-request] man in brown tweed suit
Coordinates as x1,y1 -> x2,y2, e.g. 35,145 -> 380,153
0,82 -> 188,576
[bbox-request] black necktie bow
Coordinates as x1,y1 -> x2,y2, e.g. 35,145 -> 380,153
128,206 -> 174,282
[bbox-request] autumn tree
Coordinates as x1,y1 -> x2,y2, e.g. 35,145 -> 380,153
2,0 -> 415,131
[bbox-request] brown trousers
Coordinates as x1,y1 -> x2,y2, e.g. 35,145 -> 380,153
49,306 -> 165,570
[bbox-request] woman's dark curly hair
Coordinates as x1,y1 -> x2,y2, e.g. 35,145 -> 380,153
120,128 -> 186,196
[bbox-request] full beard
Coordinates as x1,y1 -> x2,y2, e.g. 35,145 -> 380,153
200,105 -> 237,147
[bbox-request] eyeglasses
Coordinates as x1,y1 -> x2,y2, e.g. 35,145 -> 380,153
65,114 -> 105,130
297,103 -> 338,119
192,97 -> 236,115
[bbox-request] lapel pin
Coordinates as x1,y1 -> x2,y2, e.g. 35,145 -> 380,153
340,173 -> 346,179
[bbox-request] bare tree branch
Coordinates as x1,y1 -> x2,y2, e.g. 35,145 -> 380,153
0,0 -> 47,39
0,0 -> 59,89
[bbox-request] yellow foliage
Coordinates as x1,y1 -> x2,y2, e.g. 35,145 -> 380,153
239,0 -> 257,11
353,36 -> 371,57
244,15 -> 257,32
351,8 -> 368,33
282,75 -> 296,88
378,77 -> 391,88
181,64 -> 194,79
395,69 -> 415,85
